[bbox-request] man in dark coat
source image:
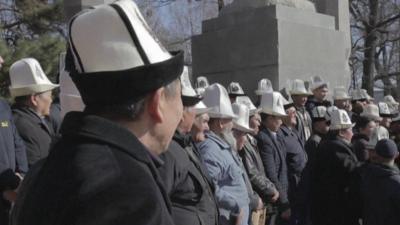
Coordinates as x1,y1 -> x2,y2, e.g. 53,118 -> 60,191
9,58 -> 59,168
305,76 -> 330,115
12,1 -> 184,225
158,69 -> 219,225
280,101 -> 308,225
0,99 -> 28,225
352,116 -> 376,162
312,109 -> 360,225
256,92 -> 290,225
240,112 -> 279,204
356,139 -> 400,225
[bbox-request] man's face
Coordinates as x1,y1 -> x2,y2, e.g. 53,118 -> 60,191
380,117 -> 392,129
360,121 -> 376,138
292,95 -> 308,107
334,99 -> 349,110
233,129 -> 247,151
314,120 -> 329,134
249,113 -> 261,135
340,127 -> 353,142
313,86 -> 328,102
191,113 -> 210,142
0,56 -> 4,69
265,115 -> 282,132
179,106 -> 196,134
284,107 -> 297,126
158,80 -> 183,152
33,91 -> 53,116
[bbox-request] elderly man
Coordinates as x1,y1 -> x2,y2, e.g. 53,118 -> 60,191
198,83 -> 250,225
357,139 -> 400,225
312,109 -> 360,225
236,96 -> 279,207
289,79 -> 312,145
256,92 -> 290,225
158,68 -> 218,225
13,1 -> 184,225
9,58 -> 59,167
280,98 -> 308,225
305,76 -> 331,114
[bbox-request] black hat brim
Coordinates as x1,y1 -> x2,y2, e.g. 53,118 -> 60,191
182,95 -> 202,107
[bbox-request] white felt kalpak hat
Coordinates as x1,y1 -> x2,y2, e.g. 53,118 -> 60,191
195,76 -> 209,96
360,104 -> 382,121
9,58 -> 59,97
333,86 -> 351,100
255,78 -> 273,96
289,79 -> 311,96
202,83 -> 236,119
181,66 -> 201,106
232,103 -> 254,133
66,0 -> 183,106
227,82 -> 245,96
236,96 -> 259,116
378,102 -> 392,117
194,101 -> 211,115
325,106 -> 338,121
383,95 -> 399,114
351,89 -> 373,101
310,105 -> 327,121
310,75 -> 328,91
329,108 -> 354,130
259,92 -> 287,117
59,53 -> 84,118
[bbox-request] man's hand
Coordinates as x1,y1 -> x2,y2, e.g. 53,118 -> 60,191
280,208 -> 291,220
235,208 -> 244,225
256,197 -> 264,210
3,190 -> 17,203
271,190 -> 279,203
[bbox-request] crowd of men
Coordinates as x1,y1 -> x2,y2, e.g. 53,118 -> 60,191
0,1 -> 400,225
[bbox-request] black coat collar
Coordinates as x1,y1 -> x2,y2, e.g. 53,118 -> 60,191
60,112 -> 161,166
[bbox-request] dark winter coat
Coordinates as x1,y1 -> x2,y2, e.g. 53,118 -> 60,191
311,134 -> 360,225
159,131 -> 219,225
255,126 -> 289,211
12,112 -> 175,225
305,96 -> 331,116
358,163 -> 400,225
12,106 -> 55,167
279,125 -> 308,207
239,134 -> 277,203
0,100 -> 28,191
0,100 -> 27,224
351,133 -> 369,162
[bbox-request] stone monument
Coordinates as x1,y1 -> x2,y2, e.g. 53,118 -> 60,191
191,0 -> 351,99
64,0 -> 114,21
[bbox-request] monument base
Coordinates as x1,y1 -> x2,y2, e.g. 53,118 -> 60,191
192,4 -> 348,99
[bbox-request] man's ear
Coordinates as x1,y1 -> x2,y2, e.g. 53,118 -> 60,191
147,88 -> 164,123
30,95 -> 38,107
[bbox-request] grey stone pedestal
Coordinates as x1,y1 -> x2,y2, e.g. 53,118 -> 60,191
192,4 -> 349,99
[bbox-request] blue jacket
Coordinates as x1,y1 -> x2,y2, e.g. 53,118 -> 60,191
255,126 -> 289,211
0,99 -> 27,193
197,131 -> 250,225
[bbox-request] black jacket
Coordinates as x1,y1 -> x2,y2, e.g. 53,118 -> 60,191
311,133 -> 360,225
13,112 -> 174,225
351,133 -> 369,162
239,134 -> 277,203
12,106 -> 55,167
280,126 -> 308,206
0,100 -> 27,193
305,96 -> 331,116
255,126 -> 289,210
159,131 -> 219,225
357,163 -> 400,225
